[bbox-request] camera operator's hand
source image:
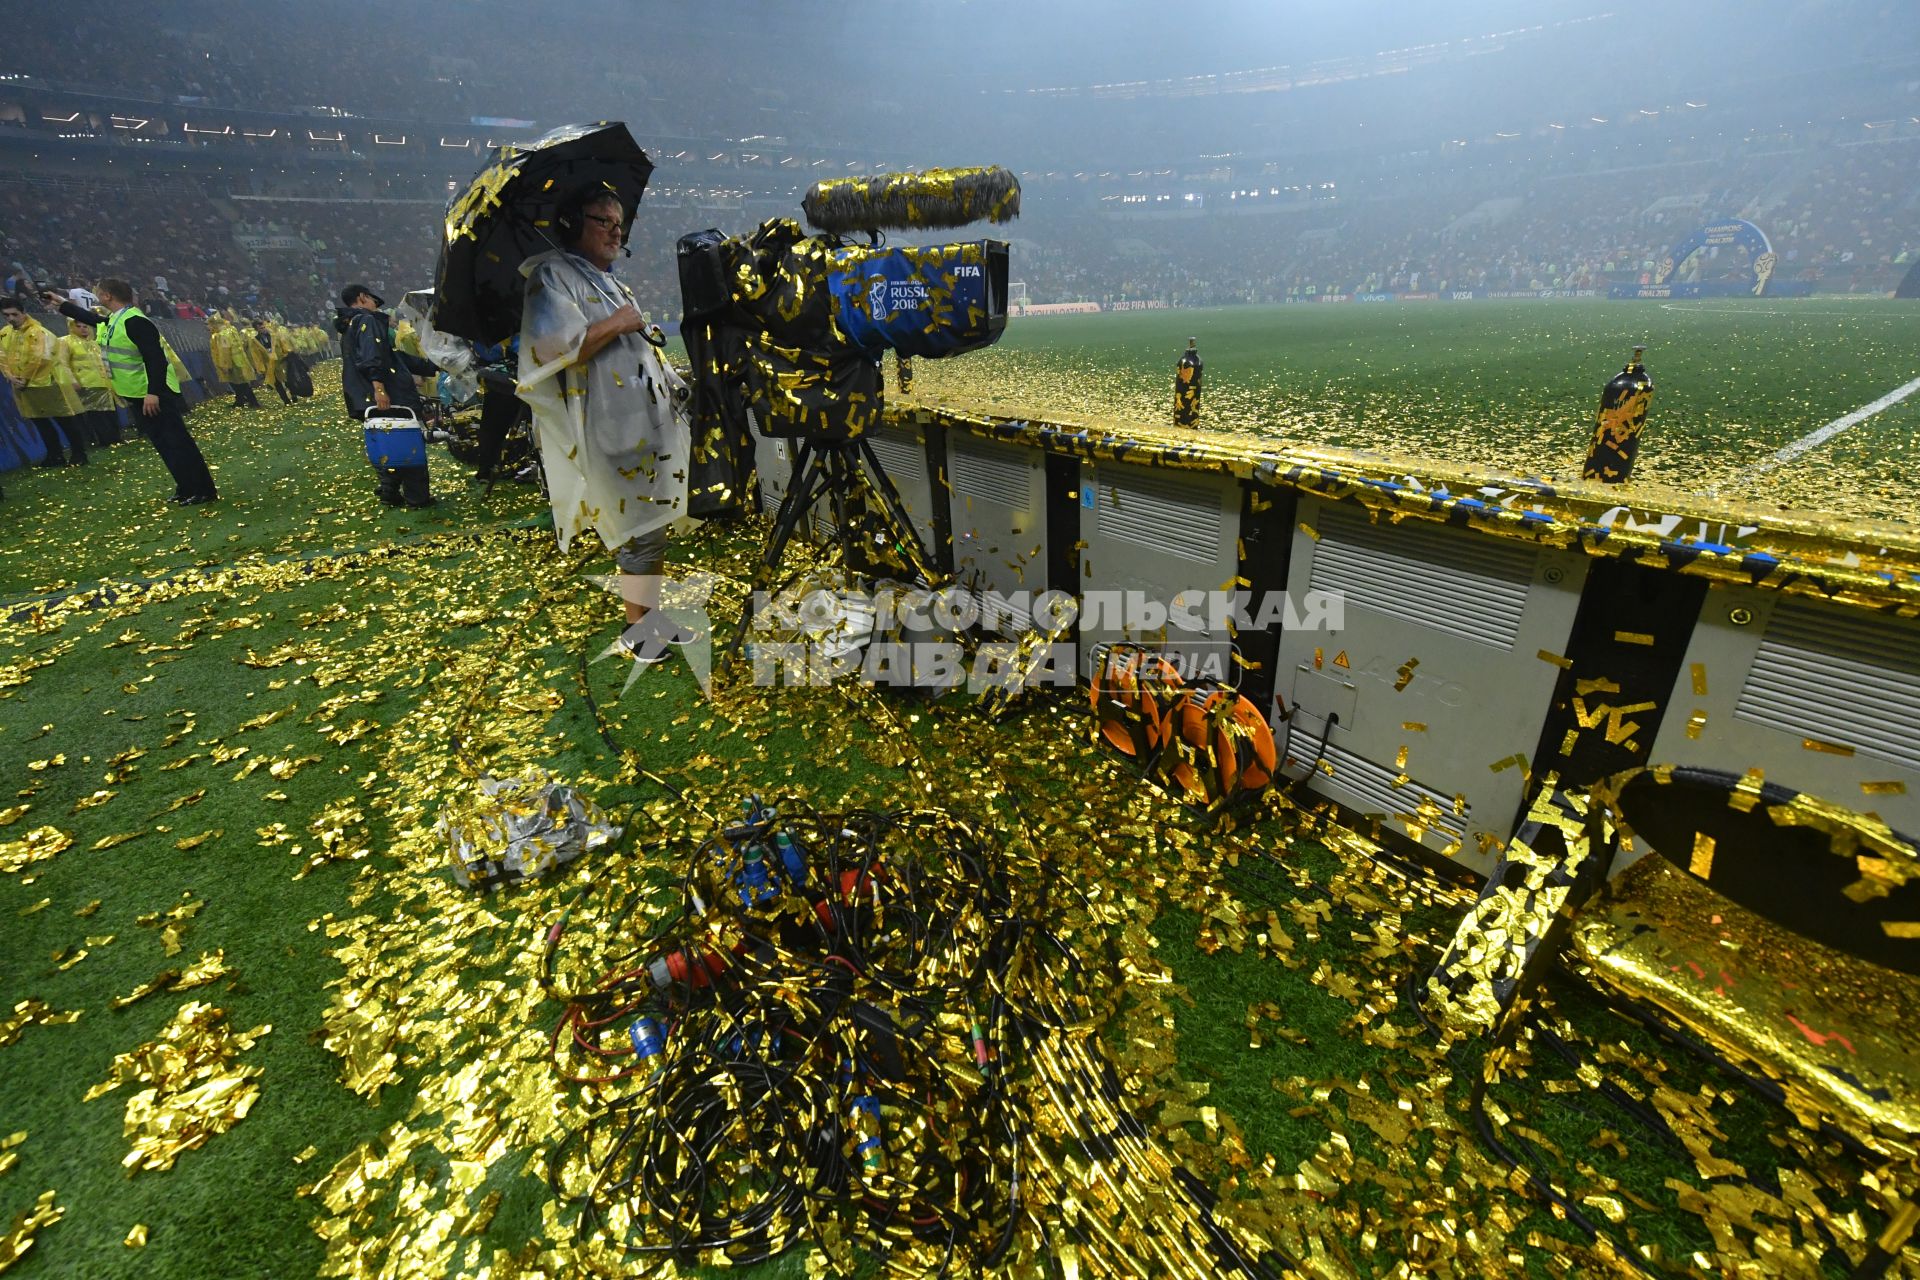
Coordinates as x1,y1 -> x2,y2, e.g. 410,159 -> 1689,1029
608,303 -> 646,334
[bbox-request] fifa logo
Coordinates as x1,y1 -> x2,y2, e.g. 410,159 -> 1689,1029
867,275 -> 891,320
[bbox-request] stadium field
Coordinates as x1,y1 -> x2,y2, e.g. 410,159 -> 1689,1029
911,298 -> 1920,526
0,368 -> 1901,1280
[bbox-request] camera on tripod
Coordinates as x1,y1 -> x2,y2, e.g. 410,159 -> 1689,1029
675,165 -> 1016,442
675,168 -> 1019,656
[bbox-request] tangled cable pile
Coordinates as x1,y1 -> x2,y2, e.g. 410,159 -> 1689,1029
542,799 -> 1281,1278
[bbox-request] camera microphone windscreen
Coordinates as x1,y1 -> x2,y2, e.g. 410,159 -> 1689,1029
802,166 -> 1021,236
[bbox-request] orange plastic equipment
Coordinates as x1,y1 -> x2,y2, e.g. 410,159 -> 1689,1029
1089,644 -> 1181,759
1169,682 -> 1279,803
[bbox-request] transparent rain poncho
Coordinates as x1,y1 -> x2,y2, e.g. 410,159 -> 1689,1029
516,250 -> 689,554
398,291 -> 479,404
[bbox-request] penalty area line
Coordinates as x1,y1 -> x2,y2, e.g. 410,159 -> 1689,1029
1711,372 -> 1920,493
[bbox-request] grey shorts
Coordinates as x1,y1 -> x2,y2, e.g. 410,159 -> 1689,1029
614,526 -> 669,576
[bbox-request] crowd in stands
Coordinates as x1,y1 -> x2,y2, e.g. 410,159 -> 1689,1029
0,176 -> 264,312
1,0 -> 877,148
1012,136 -> 1919,306
1,128 -> 1913,335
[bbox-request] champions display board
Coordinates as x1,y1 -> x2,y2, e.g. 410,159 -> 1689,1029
1611,218 -> 1814,299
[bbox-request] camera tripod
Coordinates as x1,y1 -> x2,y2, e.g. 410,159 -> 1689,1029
727,432 -> 946,660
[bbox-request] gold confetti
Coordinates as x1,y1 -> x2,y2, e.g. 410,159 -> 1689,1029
1,1000 -> 82,1048
1688,833 -> 1717,879
0,826 -> 73,875
159,789 -> 207,814
0,804 -> 29,826
109,972 -> 183,1011
1862,781 -> 1908,796
1536,649 -> 1573,670
1613,631 -> 1655,645
89,831 -> 148,851
124,1223 -> 148,1248
83,1001 -> 270,1172
1802,738 -> 1855,756
0,1189 -> 63,1270
174,830 -> 223,851
1882,922 -> 1920,939
1689,663 -> 1708,696
1685,708 -> 1707,740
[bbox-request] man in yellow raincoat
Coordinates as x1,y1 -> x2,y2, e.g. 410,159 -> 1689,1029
58,316 -> 125,445
209,314 -> 261,408
1,296 -> 88,465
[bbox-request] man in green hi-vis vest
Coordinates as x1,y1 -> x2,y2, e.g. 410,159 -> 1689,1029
46,278 -> 217,505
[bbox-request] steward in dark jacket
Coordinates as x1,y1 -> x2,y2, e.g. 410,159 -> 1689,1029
338,284 -> 437,507
337,293 -> 435,418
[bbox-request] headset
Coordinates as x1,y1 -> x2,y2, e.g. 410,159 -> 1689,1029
555,183 -> 632,257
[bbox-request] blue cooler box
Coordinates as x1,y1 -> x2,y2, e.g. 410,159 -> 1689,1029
363,406 -> 427,468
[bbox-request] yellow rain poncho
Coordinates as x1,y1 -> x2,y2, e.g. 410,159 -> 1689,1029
268,323 -> 296,378
0,316 -> 82,420
209,315 -> 259,385
246,324 -> 280,388
394,318 -> 423,358
58,321 -> 121,413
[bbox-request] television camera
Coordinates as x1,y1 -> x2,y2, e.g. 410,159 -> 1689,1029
675,167 -> 1017,649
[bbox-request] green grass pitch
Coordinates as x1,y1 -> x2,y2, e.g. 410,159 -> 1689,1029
912,297 -> 1920,524
0,325 -> 1906,1279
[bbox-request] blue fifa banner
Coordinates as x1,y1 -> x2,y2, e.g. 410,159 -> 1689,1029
827,240 -> 1008,358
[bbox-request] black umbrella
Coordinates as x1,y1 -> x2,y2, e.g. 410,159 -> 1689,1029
432,121 -> 654,343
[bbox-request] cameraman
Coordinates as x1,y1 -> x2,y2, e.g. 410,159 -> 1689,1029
518,186 -> 689,661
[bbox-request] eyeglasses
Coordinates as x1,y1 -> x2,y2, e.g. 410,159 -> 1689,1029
583,213 -> 624,235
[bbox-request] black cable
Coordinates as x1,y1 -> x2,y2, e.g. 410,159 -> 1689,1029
541,798 -> 1289,1277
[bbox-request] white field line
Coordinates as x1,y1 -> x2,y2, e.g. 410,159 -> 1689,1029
1711,372 -> 1920,493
